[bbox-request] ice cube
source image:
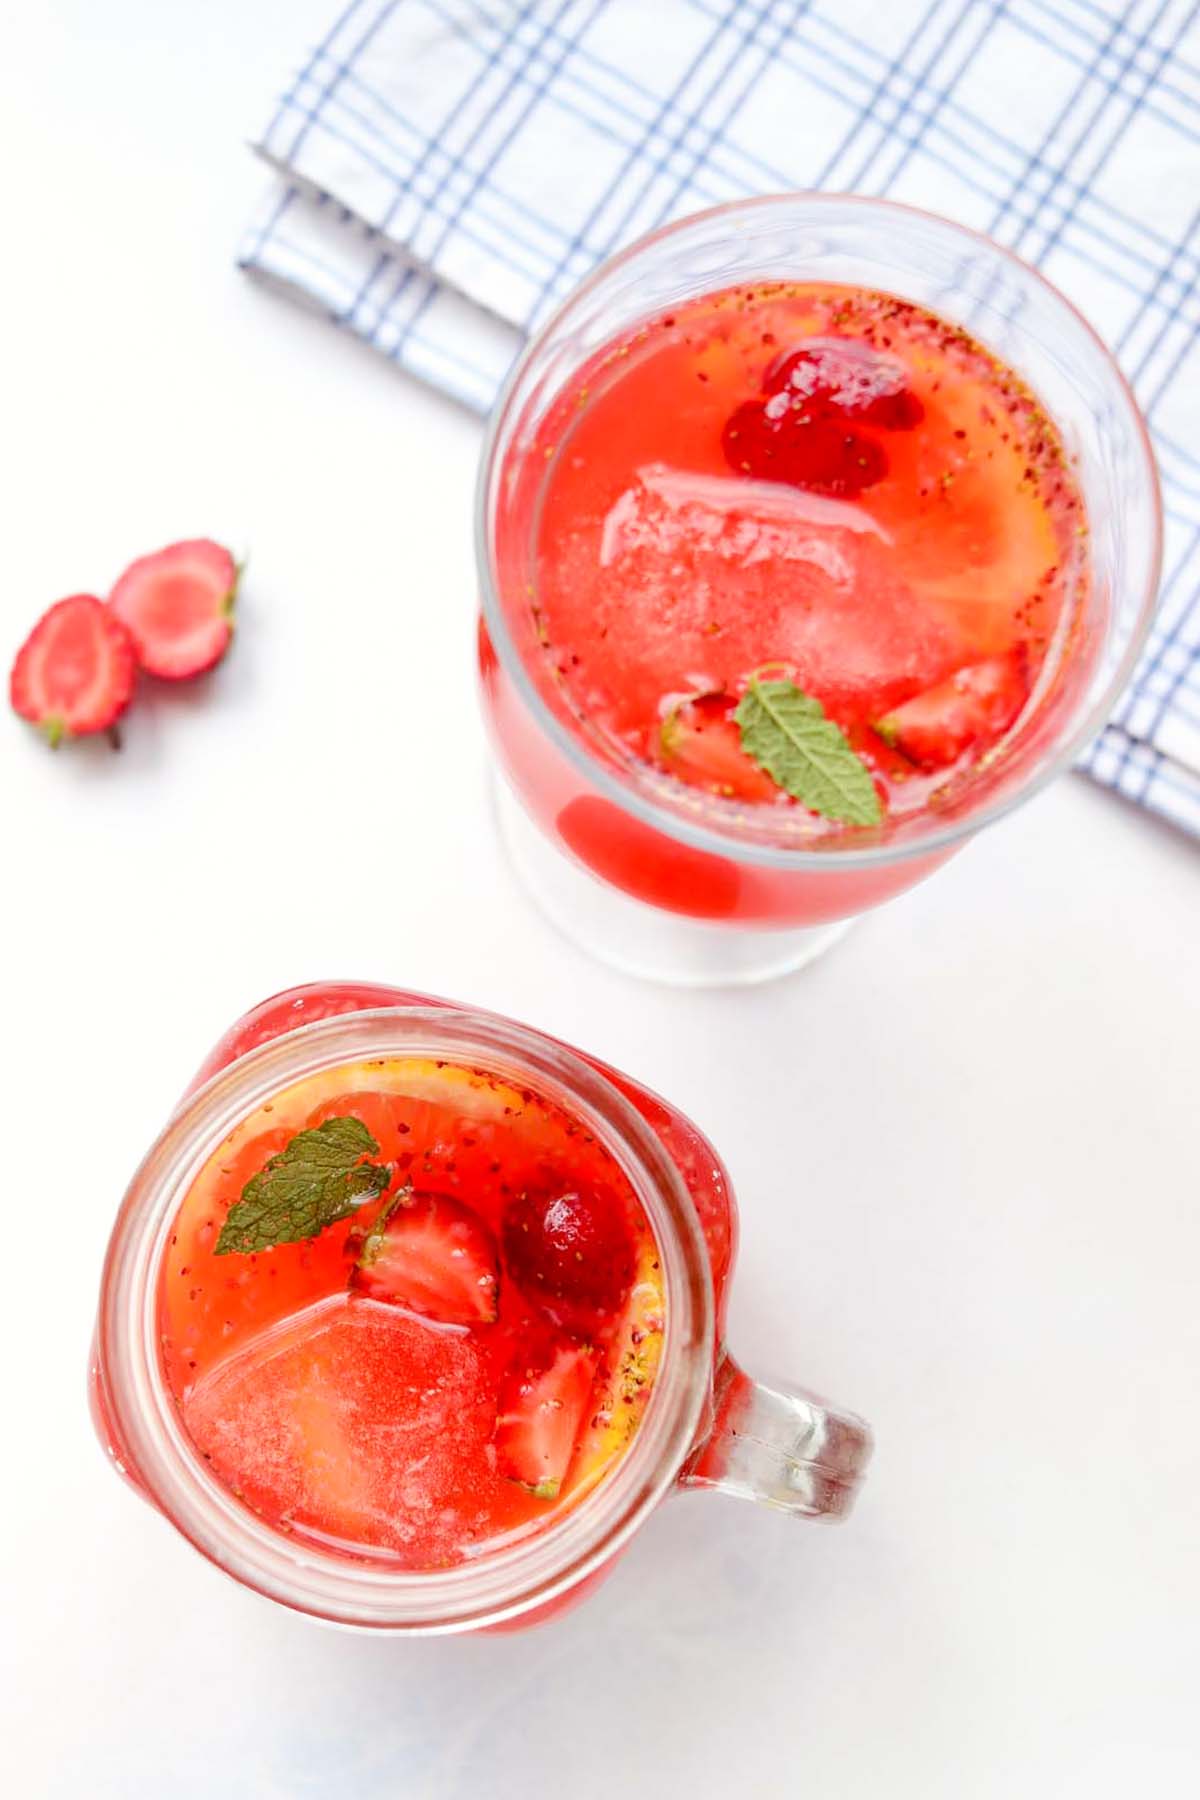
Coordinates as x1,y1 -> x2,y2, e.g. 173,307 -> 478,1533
183,1296 -> 496,1561
548,464 -> 964,723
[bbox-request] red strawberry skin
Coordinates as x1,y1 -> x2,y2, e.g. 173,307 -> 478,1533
494,1341 -> 595,1496
109,538 -> 237,680
10,594 -> 136,745
501,1180 -> 636,1337
764,338 -> 925,430
874,652 -> 1029,769
722,335 -> 923,496
722,396 -> 888,497
352,1191 -> 500,1325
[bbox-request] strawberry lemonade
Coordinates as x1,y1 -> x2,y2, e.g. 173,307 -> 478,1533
161,1053 -> 670,1565
479,237 -> 1108,948
533,283 -> 1086,825
93,984 -> 876,1629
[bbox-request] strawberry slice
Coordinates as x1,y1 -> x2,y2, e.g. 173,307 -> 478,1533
108,538 -> 238,679
494,1340 -> 596,1497
874,651 -> 1029,769
501,1178 -> 636,1337
351,1191 -> 500,1325
659,693 -> 778,802
9,594 -> 136,746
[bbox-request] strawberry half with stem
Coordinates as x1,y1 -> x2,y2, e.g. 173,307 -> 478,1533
10,594 -> 136,746
494,1340 -> 596,1497
874,651 -> 1029,769
351,1189 -> 500,1325
109,538 -> 239,680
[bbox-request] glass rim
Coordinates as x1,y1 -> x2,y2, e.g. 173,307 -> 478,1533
474,190 -> 1164,874
96,1006 -> 714,1632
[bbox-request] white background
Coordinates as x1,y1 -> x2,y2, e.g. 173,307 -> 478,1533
3,5 -> 1199,1796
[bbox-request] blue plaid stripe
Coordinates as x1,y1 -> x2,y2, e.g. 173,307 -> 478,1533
241,0 -> 1200,837
259,5 -> 1200,312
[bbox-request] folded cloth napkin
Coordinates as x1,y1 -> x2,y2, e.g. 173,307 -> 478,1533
240,0 -> 1200,837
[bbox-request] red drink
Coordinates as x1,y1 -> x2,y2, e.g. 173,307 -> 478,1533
481,276 -> 1094,933
91,983 -> 872,1630
536,282 -> 1084,818
162,1033 -> 678,1566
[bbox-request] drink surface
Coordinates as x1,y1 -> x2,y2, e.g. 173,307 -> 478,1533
160,1054 -> 665,1568
530,281 -> 1089,839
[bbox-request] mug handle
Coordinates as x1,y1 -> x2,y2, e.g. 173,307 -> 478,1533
679,1353 -> 872,1519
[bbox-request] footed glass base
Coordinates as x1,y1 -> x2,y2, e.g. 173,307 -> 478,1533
492,776 -> 852,987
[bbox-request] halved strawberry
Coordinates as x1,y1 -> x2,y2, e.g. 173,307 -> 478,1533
10,594 -> 136,746
501,1178 -> 636,1337
108,538 -> 238,679
874,651 -> 1029,769
494,1340 -> 596,1497
351,1190 -> 500,1325
659,693 -> 778,802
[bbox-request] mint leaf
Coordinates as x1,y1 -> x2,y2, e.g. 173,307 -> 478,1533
215,1116 -> 390,1256
734,677 -> 883,826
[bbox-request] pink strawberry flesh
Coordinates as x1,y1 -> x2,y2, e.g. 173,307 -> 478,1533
659,693 -> 778,802
874,651 -> 1029,769
494,1341 -> 595,1497
108,538 -> 237,680
501,1178 -> 636,1336
9,594 -> 136,744
352,1191 -> 500,1325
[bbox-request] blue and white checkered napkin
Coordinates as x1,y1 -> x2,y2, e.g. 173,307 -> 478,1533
241,0 -> 1200,837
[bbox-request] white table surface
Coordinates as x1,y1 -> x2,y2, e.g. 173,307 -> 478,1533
3,5 -> 1199,1796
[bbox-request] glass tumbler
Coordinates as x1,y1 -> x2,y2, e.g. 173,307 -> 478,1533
476,194 -> 1161,986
